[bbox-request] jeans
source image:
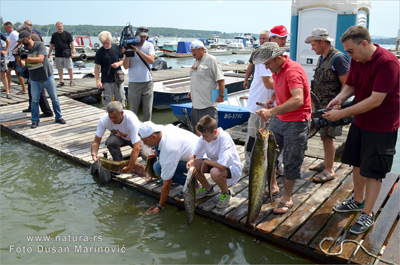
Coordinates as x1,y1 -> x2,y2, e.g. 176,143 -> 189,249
30,75 -> 62,123
153,160 -> 188,186
105,134 -> 153,161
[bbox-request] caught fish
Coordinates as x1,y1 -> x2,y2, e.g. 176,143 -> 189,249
247,127 -> 277,224
98,157 -> 128,172
145,155 -> 160,179
266,130 -> 278,202
183,167 -> 196,225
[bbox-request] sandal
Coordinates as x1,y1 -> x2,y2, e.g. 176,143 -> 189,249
312,171 -> 335,183
70,81 -> 75,87
264,190 -> 279,200
309,163 -> 325,171
16,91 -> 28,95
273,201 -> 293,215
57,82 -> 65,87
1,88 -> 6,92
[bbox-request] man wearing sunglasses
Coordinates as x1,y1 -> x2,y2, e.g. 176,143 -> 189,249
323,26 -> 399,234
122,26 -> 155,122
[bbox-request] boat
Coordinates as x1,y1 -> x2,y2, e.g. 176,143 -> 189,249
161,38 -> 181,52
74,36 -> 99,53
170,90 -> 250,130
207,48 -> 233,56
53,61 -> 95,80
151,72 -> 247,109
163,41 -> 193,58
227,39 -> 253,54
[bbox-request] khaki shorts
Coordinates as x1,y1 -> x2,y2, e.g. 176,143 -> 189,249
319,125 -> 342,138
55,57 -> 73,69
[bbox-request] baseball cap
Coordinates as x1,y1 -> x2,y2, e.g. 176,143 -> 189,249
139,121 -> 162,138
18,30 -> 30,42
270,25 -> 292,37
136,26 -> 148,37
190,40 -> 205,49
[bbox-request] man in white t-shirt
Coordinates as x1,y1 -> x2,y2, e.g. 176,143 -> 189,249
139,121 -> 199,215
122,26 -> 155,122
187,115 -> 242,208
243,30 -> 274,173
91,101 -> 151,173
3,21 -> 27,95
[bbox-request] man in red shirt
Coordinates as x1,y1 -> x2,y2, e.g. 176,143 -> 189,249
254,42 -> 311,215
324,26 -> 399,234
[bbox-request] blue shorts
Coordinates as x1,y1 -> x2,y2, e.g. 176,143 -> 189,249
342,124 -> 397,179
269,117 -> 310,180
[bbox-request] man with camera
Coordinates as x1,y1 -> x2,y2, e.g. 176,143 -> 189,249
323,26 -> 399,234
48,21 -> 75,87
305,28 -> 350,183
254,42 -> 312,215
16,30 -> 66,129
122,26 -> 155,122
3,21 -> 28,96
95,31 -> 125,108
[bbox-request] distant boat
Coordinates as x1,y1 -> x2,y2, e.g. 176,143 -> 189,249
54,61 -> 94,80
227,35 -> 254,54
171,90 -> 250,130
161,38 -> 181,52
74,36 -> 100,53
163,41 -> 193,58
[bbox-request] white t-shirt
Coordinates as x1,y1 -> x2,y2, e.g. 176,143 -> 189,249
127,41 -> 155,82
95,110 -> 141,145
193,128 -> 242,186
8,30 -> 19,61
158,125 -> 199,181
190,53 -> 225,109
247,64 -> 274,114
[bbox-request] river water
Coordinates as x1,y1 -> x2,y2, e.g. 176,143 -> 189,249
1,38 -> 399,265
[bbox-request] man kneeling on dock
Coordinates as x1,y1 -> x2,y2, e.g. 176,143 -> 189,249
138,121 -> 199,214
91,101 -> 151,173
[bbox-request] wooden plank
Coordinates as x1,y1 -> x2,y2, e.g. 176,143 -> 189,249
351,184 -> 399,264
290,167 -> 354,246
273,164 -> 351,240
378,215 -> 400,265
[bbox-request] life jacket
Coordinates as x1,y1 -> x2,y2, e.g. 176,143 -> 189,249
312,47 -> 344,108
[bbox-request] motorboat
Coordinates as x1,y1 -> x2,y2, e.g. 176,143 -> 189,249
53,61 -> 94,80
163,41 -> 193,58
74,36 -> 99,53
161,38 -> 181,52
171,90 -> 250,130
150,72 -> 246,109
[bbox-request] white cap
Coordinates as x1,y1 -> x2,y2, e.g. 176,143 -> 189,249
138,121 -> 162,138
190,40 -> 204,49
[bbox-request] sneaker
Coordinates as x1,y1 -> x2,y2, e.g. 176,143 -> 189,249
333,197 -> 365,212
55,118 -> 66,124
31,123 -> 38,129
216,192 -> 231,208
196,186 -> 217,199
349,212 -> 374,234
39,113 -> 54,118
22,108 -> 31,113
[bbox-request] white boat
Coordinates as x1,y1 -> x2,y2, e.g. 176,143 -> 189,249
227,40 -> 253,54
207,49 -> 233,56
161,38 -> 181,52
53,61 -> 94,80
154,50 -> 164,58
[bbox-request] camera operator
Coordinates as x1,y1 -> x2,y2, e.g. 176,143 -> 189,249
16,30 -> 66,129
122,26 -> 155,122
323,26 -> 399,234
17,23 -> 53,118
305,28 -> 350,183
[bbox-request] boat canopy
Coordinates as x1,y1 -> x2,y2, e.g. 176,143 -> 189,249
177,41 -> 192,53
198,38 -> 210,46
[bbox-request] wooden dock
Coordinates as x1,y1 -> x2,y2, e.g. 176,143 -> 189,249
1,97 -> 399,265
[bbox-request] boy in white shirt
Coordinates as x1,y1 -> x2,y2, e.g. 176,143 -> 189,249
187,115 -> 242,208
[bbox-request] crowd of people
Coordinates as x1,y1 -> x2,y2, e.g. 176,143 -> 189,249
1,21 -> 398,234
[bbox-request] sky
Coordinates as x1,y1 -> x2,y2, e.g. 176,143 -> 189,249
1,0 -> 399,38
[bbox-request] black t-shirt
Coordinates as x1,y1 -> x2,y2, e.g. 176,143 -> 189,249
94,44 -> 123,83
50,31 -> 73,57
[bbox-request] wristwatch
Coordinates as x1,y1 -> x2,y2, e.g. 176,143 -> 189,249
219,94 -> 224,97
157,205 -> 164,210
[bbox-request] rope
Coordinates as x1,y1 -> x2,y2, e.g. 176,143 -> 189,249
319,237 -> 398,265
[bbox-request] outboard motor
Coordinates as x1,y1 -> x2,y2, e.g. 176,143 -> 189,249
151,58 -> 168,71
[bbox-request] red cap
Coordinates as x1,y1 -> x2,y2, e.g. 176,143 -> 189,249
270,25 -> 292,37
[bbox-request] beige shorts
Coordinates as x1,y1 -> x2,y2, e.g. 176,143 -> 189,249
55,57 -> 73,69
319,125 -> 343,138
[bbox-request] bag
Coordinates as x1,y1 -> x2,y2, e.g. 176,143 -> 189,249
114,69 -> 125,85
62,49 -> 71,58
16,62 -> 29,79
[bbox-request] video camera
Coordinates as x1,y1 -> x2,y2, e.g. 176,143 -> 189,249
12,46 -> 29,60
119,23 -> 141,57
313,101 -> 356,130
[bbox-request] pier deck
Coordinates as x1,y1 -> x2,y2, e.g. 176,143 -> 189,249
1,97 -> 399,265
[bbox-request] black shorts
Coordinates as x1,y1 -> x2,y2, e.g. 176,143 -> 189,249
342,124 -> 397,179
7,61 -> 16,69
202,159 -> 232,179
